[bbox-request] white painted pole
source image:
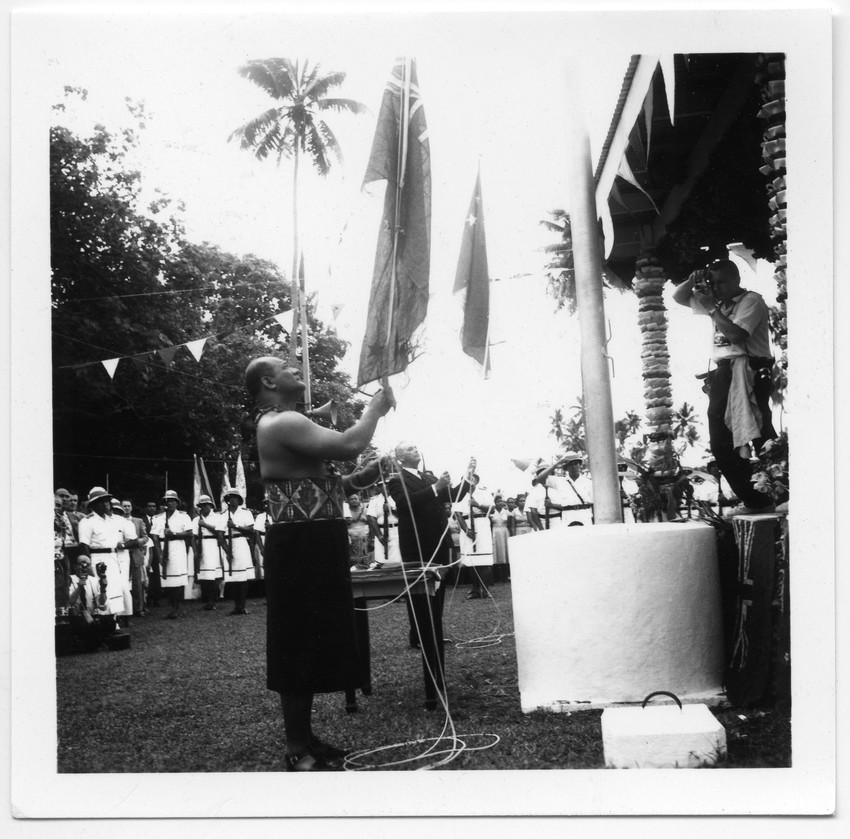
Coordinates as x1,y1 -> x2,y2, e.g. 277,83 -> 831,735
566,70 -> 622,524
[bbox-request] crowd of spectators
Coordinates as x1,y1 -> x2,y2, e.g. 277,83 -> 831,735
53,456 -> 734,652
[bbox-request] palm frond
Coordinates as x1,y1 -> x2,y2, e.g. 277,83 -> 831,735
317,120 -> 342,163
317,96 -> 369,115
304,70 -> 347,100
228,108 -> 286,160
304,121 -> 331,176
237,58 -> 297,101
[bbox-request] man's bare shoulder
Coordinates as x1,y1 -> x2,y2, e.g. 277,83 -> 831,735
257,409 -> 312,433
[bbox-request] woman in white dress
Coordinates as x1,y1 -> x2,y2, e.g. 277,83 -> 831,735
489,495 -> 511,583
216,489 -> 256,615
149,490 -> 193,619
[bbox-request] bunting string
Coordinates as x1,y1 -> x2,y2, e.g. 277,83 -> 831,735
52,307 -> 294,380
54,279 -> 287,305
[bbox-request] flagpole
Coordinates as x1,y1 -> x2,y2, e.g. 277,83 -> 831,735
382,57 -> 412,387
565,63 -> 621,524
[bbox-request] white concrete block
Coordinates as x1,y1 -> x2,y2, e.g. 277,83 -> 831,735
509,522 -> 724,709
601,703 -> 727,768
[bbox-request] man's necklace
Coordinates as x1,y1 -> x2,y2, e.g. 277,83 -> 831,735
253,404 -> 289,425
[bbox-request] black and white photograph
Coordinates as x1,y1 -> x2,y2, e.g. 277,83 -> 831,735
5,0 -> 839,829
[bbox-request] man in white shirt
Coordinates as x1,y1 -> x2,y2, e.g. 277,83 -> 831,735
365,491 -> 401,566
672,259 -> 776,513
77,487 -> 134,618
539,453 -> 594,526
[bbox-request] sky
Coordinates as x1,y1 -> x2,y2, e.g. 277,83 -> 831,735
34,7 -> 781,493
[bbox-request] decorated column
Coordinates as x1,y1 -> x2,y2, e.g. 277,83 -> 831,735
755,53 -> 787,395
634,248 -> 676,477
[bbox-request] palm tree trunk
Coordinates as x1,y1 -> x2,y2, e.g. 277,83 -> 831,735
288,144 -> 301,370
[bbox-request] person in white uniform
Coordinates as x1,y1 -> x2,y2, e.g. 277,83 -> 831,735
460,477 -> 494,599
192,494 -> 224,610
541,453 -> 594,526
77,487 -> 135,619
217,489 -> 256,615
149,490 -> 193,619
366,490 -> 401,567
109,499 -> 139,623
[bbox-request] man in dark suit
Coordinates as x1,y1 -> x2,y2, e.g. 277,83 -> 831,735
387,442 -> 475,708
141,500 -> 161,607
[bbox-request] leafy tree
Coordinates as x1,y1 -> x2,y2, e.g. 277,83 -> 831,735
614,410 -> 642,454
51,91 -> 357,505
229,58 -> 366,379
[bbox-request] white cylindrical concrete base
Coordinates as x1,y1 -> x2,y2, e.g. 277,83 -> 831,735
510,522 -> 724,711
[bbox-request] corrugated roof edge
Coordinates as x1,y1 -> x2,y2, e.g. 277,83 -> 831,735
593,55 -> 641,186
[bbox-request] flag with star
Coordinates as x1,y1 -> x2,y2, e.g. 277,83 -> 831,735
357,57 -> 431,387
453,169 -> 491,377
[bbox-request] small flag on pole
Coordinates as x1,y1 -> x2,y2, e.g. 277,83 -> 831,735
235,454 -> 247,506
453,168 -> 491,377
220,463 -> 234,512
357,57 -> 431,388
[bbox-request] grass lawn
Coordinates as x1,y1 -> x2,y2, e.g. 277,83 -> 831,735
56,579 -> 790,772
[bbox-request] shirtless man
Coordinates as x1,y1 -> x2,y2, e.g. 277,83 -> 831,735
245,357 -> 394,772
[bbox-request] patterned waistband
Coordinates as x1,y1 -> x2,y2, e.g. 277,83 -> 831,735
88,547 -> 115,554
265,476 -> 346,523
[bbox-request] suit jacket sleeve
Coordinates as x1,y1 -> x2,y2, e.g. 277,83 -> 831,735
387,473 -> 438,514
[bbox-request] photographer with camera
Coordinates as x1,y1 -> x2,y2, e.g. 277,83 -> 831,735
672,259 -> 777,514
67,556 -> 117,652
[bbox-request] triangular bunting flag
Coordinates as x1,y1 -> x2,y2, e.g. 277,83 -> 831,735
101,358 -> 120,379
185,338 -> 207,362
331,303 -> 343,321
130,355 -> 150,371
274,310 -> 294,334
158,346 -> 179,368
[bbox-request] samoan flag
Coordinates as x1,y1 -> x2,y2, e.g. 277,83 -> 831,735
357,58 -> 431,388
453,169 -> 491,377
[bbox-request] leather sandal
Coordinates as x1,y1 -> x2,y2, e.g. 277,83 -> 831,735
284,751 -> 339,772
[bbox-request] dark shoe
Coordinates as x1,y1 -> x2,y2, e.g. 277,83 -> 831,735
466,592 -> 482,600
228,608 -> 248,616
310,738 -> 350,767
165,612 -> 178,620
202,603 -> 216,611
284,751 -> 339,772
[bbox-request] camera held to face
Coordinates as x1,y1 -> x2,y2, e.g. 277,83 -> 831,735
692,267 -> 714,295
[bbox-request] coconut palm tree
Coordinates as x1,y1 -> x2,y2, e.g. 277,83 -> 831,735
229,58 -> 366,385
